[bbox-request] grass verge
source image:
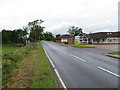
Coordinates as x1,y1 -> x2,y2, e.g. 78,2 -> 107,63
71,44 -> 96,48
108,51 -> 120,55
2,44 -> 19,55
30,45 -> 58,88
2,45 -> 36,87
3,44 -> 58,88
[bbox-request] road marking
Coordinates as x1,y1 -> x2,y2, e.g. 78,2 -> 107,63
43,45 -> 67,89
98,67 -> 120,78
54,69 -> 67,89
70,54 -> 86,62
43,48 -> 55,68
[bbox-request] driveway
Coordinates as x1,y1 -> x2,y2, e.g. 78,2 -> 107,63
42,41 -> 119,88
84,44 -> 119,51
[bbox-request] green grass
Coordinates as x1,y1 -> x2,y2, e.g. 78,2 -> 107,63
2,45 -> 36,86
30,44 -> 58,88
108,51 -> 120,55
2,43 -> 58,88
2,44 -> 19,55
71,44 -> 96,48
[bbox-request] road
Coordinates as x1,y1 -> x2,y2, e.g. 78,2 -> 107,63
41,41 -> 119,88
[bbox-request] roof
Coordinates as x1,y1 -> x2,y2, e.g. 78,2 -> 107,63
56,34 -> 74,39
89,32 -> 120,39
77,33 -> 89,38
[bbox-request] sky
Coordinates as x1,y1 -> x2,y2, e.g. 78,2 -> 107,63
0,0 -> 119,35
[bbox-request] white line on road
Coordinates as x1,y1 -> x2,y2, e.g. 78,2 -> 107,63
98,67 -> 120,78
70,54 -> 86,62
42,45 -> 67,89
43,48 -> 55,68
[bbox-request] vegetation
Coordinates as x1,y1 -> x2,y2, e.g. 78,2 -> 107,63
108,51 -> 120,55
67,26 -> 83,36
2,44 -> 58,88
2,45 -> 37,87
2,29 -> 27,44
1,19 -> 57,88
1,19 -> 54,45
71,44 -> 96,48
30,45 -> 58,88
0,44 -> 2,55
44,31 -> 54,41
2,44 -> 19,55
55,34 -> 61,38
28,20 -> 45,41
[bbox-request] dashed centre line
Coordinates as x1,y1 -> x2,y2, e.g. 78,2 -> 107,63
70,54 -> 119,78
70,54 -> 86,62
98,67 -> 120,78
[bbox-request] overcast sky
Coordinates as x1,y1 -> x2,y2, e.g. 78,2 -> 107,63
0,0 -> 119,35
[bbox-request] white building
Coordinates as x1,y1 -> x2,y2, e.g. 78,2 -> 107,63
89,32 -> 120,44
75,33 -> 89,44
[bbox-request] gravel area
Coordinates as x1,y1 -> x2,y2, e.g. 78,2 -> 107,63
85,44 -> 119,51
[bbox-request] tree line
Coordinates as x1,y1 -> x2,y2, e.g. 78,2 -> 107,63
2,19 -> 54,44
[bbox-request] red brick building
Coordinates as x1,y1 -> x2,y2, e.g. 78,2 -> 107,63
54,34 -> 74,44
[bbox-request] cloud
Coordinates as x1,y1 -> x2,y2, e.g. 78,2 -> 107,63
0,0 -> 119,35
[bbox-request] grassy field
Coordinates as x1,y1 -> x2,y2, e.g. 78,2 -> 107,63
71,44 -> 96,48
2,44 -> 58,88
108,51 -> 120,55
2,44 -> 19,55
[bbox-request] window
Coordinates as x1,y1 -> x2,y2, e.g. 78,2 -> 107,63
61,39 -> 67,42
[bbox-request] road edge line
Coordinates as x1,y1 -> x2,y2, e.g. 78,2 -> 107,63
42,45 -> 67,89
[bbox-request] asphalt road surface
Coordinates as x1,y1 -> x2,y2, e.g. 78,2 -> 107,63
41,41 -> 119,88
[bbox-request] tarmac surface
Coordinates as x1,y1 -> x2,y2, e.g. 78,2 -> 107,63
42,41 -> 119,88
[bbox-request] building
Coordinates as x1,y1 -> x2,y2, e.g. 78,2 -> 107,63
54,32 -> 120,44
75,33 -> 89,44
89,32 -> 120,44
54,34 -> 74,44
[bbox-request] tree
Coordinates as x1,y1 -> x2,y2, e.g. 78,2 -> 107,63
56,34 -> 61,38
28,19 -> 44,42
2,19 -> 45,44
67,26 -> 83,37
10,29 -> 27,44
2,29 -> 28,44
2,29 -> 13,43
44,31 -> 54,41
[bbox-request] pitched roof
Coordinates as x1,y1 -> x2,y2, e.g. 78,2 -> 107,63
89,32 -> 120,39
56,34 -> 74,39
77,33 -> 89,38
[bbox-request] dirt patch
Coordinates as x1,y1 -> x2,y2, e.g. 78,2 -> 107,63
5,50 -> 39,88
